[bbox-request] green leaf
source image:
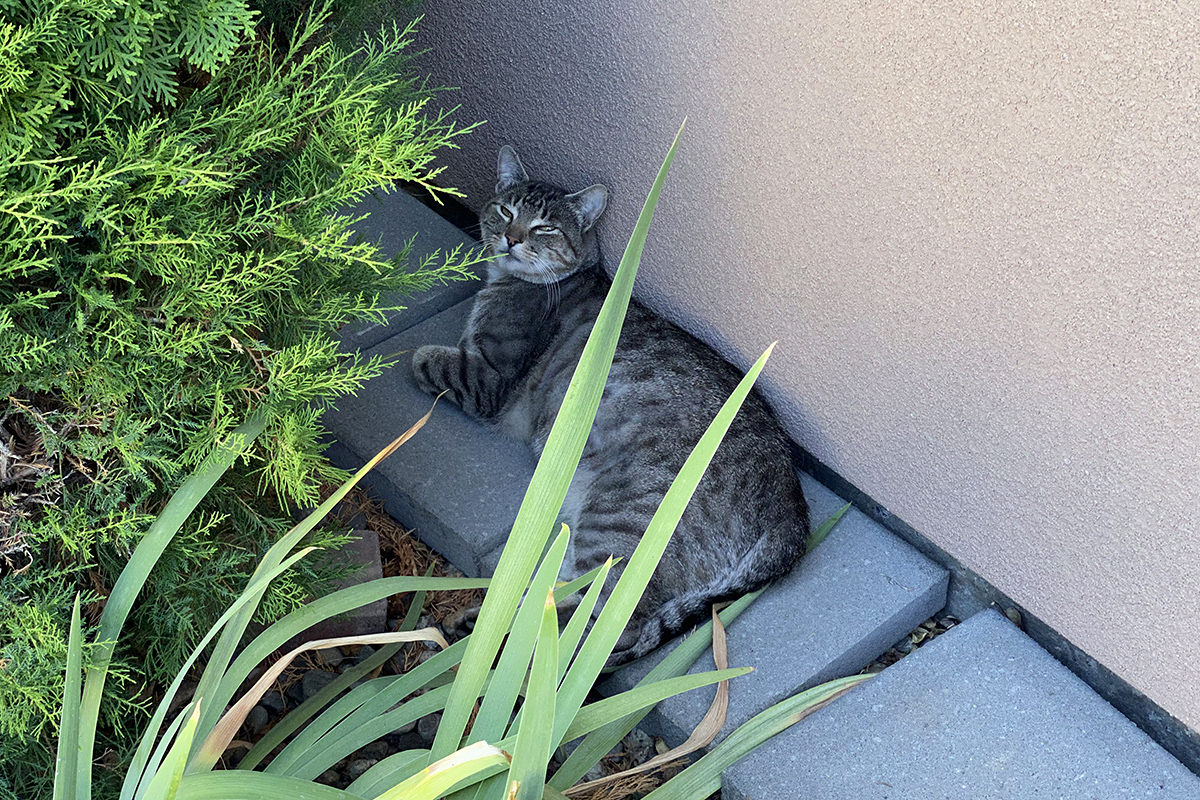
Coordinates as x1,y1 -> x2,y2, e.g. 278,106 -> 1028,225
551,590 -> 761,788
189,407 -> 439,767
78,414 -> 266,800
550,501 -> 850,788
142,703 -> 203,800
376,742 -> 512,800
554,557 -> 612,684
237,632 -> 426,771
807,502 -> 851,552
346,749 -> 430,798
123,547 -> 319,800
52,595 -> 83,800
174,771 -> 364,800
506,588 -> 559,800
265,640 -> 469,777
642,674 -> 873,800
471,527 -> 569,745
561,667 -> 750,743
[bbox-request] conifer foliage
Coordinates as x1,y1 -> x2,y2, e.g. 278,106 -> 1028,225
0,2 -> 482,796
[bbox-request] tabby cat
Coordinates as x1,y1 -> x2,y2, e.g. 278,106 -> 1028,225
412,146 -> 810,665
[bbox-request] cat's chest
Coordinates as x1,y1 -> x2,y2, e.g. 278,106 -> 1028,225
498,320 -> 596,445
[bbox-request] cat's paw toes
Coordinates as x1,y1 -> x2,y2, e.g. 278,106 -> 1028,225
411,345 -> 450,395
442,605 -> 480,642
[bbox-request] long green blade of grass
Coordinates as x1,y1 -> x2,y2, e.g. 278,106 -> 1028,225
549,590 -> 758,788
347,749 -> 430,798
642,673 -> 873,800
432,122 -> 686,762
266,639 -> 469,775
554,557 -> 613,684
52,595 -> 83,800
551,502 -> 849,789
499,558 -> 614,750
471,528 -> 568,746
77,413 -> 266,800
551,343 -> 775,749
125,547 -> 317,800
807,502 -> 851,552
190,406 -> 438,761
377,742 -> 512,800
185,574 -> 486,772
174,771 -> 364,800
277,675 -> 487,782
141,703 -> 202,800
138,705 -> 194,800
561,667 -> 750,743
238,629 -> 422,770
506,589 -> 559,800
504,556 -> 616,746
239,568 -> 436,769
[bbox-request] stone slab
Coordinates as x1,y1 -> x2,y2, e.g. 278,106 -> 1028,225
602,474 -> 948,746
723,609 -> 1200,800
339,189 -> 484,351
323,298 -> 536,577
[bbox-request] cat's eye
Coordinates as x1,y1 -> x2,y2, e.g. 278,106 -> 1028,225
531,224 -> 560,235
494,204 -> 514,221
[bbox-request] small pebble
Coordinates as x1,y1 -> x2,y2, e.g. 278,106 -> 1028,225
354,645 -> 377,665
392,731 -> 425,751
583,764 -> 606,782
246,705 -> 270,735
417,712 -> 441,744
318,770 -> 341,785
392,718 -> 417,735
302,670 -> 339,700
259,690 -> 286,714
360,740 -> 390,760
347,758 -> 377,780
320,649 -> 345,668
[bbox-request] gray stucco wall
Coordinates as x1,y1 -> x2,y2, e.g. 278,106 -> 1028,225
402,1 -> 1200,729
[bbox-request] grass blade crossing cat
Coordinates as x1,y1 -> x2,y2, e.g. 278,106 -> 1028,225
412,146 -> 810,665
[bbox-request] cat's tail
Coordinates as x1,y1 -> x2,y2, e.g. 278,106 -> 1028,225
604,531 -> 804,668
604,588 -> 725,668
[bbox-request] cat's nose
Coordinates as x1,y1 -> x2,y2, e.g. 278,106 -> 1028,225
506,233 -> 523,247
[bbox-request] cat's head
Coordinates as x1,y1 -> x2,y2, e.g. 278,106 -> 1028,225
479,146 -> 608,283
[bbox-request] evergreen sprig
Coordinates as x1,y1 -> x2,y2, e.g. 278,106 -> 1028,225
0,2 -> 484,797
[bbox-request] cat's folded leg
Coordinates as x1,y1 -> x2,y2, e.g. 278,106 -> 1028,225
412,345 -> 509,419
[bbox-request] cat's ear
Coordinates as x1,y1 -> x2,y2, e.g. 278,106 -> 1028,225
566,184 -> 608,231
496,146 -> 529,193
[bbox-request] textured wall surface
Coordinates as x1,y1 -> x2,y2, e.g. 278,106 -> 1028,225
406,1 -> 1200,728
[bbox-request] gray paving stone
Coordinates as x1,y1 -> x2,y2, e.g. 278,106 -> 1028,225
601,474 -> 948,746
723,609 -> 1200,800
339,189 -> 484,351
324,298 -> 535,576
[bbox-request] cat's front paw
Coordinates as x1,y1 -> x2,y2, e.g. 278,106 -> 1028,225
411,344 -> 456,396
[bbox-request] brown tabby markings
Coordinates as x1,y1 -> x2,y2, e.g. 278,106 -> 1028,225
412,146 -> 809,664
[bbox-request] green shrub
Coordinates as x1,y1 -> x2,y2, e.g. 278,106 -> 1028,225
0,1 -> 482,796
